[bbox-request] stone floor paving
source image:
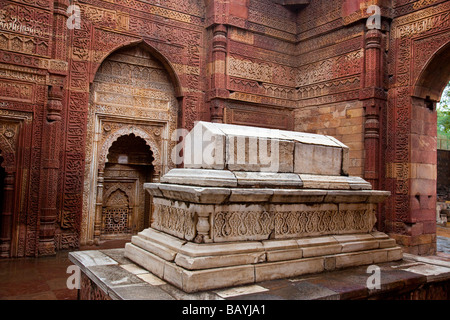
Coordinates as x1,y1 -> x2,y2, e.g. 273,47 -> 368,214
70,247 -> 450,300
1,236 -> 450,300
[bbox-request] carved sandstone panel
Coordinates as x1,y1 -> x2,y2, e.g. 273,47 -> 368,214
225,103 -> 294,130
0,80 -> 33,103
296,49 -> 363,87
0,1 -> 52,57
228,55 -> 273,83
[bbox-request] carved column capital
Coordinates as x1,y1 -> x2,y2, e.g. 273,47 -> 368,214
210,99 -> 226,123
365,28 -> 382,49
212,24 -> 227,53
53,0 -> 70,14
47,84 -> 64,122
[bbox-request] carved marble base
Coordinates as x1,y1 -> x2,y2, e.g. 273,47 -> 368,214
125,182 -> 402,292
124,122 -> 402,292
125,228 -> 402,293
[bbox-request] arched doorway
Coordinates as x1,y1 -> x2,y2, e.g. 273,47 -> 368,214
82,43 -> 179,245
0,138 -> 17,258
100,134 -> 154,240
0,154 -> 5,254
385,38 -> 450,255
436,82 -> 450,229
0,154 -> 4,209
411,42 -> 450,235
0,148 -> 17,258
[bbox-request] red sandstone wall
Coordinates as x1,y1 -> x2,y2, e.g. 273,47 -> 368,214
294,1 -> 372,178
209,0 -> 297,129
1,0 -> 449,256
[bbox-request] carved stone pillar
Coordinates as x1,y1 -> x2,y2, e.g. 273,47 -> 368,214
149,169 -> 160,227
360,27 -> 388,233
361,29 -> 386,190
210,99 -> 226,124
152,165 -> 161,183
209,24 -> 229,123
94,170 -> 104,245
52,0 -> 70,61
38,0 -> 69,255
363,99 -> 382,189
0,171 -> 15,257
38,84 -> 64,256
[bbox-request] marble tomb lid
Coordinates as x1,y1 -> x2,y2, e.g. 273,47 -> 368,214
181,121 -> 349,176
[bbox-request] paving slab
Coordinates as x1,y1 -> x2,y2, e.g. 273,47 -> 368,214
69,248 -> 450,300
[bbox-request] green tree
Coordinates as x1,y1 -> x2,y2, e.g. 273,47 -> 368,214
437,82 -> 450,138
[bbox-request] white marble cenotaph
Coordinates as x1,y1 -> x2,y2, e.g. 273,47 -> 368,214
124,122 -> 402,293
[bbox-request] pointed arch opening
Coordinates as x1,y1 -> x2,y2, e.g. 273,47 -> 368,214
408,39 -> 450,254
82,42 -> 179,245
413,41 -> 450,104
91,40 -> 183,98
100,133 -> 155,240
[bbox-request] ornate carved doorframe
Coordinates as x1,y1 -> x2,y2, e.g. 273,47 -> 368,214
0,110 -> 32,257
81,44 -> 178,245
84,117 -> 173,245
385,10 -> 450,254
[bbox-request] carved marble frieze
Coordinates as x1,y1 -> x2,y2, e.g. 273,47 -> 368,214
151,198 -> 377,243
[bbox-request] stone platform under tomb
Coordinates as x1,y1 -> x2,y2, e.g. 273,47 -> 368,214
124,122 -> 403,293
